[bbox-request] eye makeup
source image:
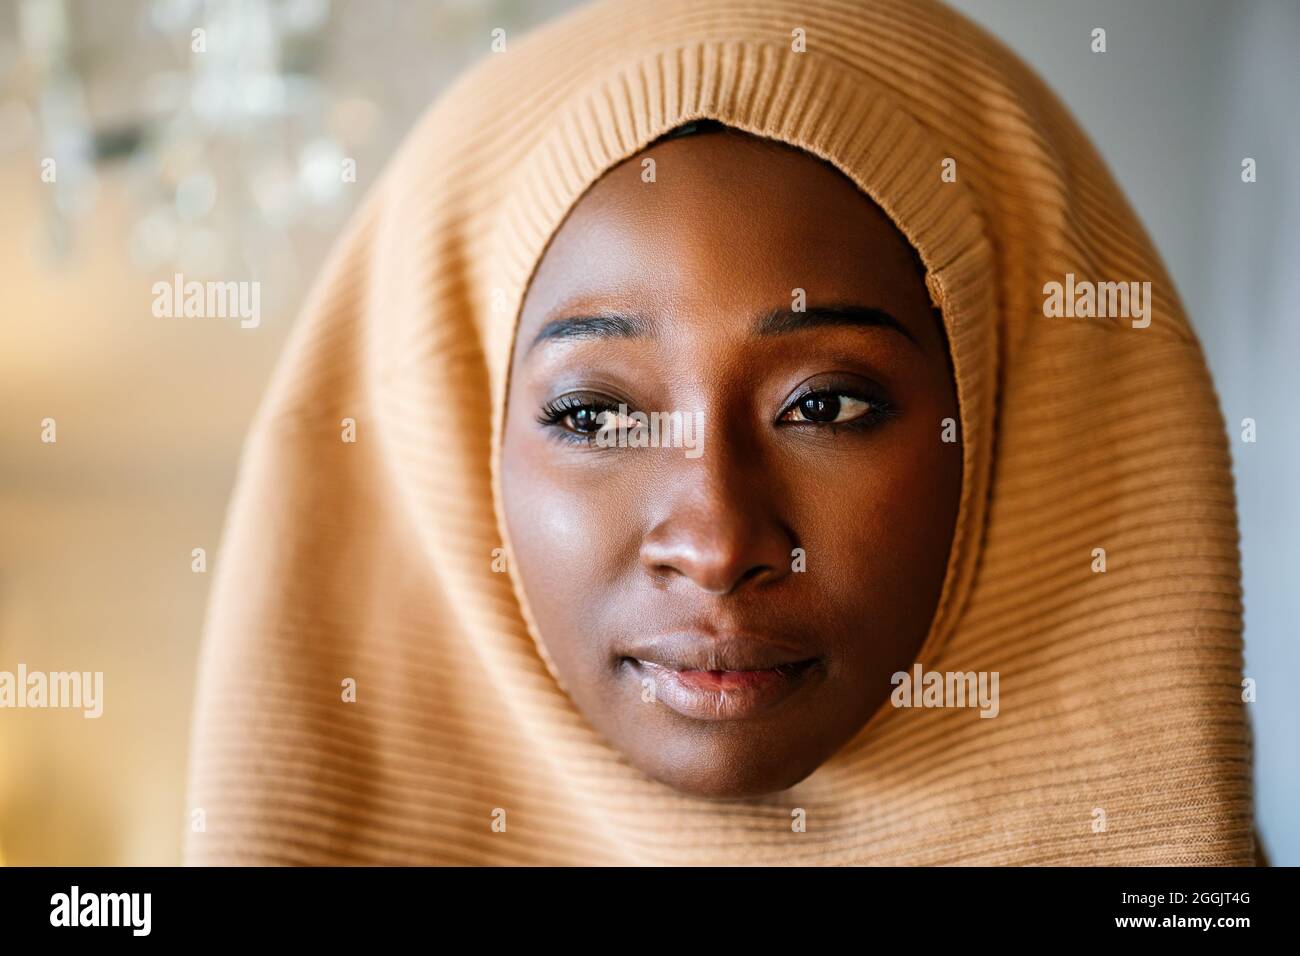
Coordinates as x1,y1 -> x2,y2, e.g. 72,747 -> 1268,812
536,391 -> 631,445
776,375 -> 898,433
535,372 -> 898,448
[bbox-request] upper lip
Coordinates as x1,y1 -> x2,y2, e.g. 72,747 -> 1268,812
622,631 -> 818,672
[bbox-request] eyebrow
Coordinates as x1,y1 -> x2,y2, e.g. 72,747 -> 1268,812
528,312 -> 653,353
526,303 -> 920,354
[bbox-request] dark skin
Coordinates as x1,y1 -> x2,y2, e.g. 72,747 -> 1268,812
500,126 -> 962,800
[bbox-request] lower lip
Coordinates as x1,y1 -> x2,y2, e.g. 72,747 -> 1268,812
629,659 -> 819,721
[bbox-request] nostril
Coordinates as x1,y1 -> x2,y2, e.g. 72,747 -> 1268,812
735,565 -> 774,589
646,563 -> 681,587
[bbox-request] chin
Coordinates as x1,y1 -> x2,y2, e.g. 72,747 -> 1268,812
635,740 -> 824,801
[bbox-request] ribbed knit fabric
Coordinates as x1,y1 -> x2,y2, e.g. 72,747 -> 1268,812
183,0 -> 1256,865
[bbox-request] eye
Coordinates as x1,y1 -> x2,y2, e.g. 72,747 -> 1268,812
779,390 -> 876,425
537,394 -> 635,439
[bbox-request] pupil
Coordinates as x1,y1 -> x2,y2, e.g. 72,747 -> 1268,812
801,394 -> 840,422
571,407 -> 602,432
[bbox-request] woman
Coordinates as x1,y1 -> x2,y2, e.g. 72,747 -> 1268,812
184,0 -> 1257,864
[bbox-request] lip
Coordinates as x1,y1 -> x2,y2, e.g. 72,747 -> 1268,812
628,658 -> 820,721
622,632 -> 818,673
621,632 -> 823,722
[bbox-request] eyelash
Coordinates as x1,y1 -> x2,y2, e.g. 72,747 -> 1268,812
536,386 -> 897,445
536,393 -> 623,445
776,386 -> 897,432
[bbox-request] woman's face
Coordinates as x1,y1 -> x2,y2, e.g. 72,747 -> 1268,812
500,128 -> 962,799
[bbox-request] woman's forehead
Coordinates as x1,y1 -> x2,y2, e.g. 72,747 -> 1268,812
516,129 -> 933,344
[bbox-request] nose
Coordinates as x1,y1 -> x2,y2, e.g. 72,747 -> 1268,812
638,450 -> 795,595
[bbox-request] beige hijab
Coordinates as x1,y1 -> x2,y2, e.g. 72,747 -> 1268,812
183,0 -> 1256,864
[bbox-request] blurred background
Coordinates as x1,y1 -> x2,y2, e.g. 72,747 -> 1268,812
0,0 -> 1295,866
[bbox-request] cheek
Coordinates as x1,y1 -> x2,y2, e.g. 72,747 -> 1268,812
500,420 -> 640,663
869,377 -> 962,560
792,406 -> 962,645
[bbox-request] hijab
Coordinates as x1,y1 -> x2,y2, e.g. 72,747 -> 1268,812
183,0 -> 1256,864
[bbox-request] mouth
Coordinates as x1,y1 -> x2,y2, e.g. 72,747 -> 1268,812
620,634 -> 823,722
